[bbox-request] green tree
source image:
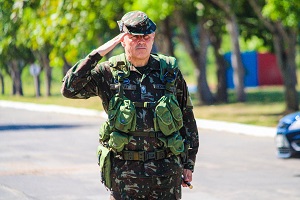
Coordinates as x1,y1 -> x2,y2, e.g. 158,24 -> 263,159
174,1 -> 216,105
0,0 -> 34,95
15,0 -> 127,96
207,0 -> 246,102
14,0 -> 54,96
201,3 -> 228,103
248,0 -> 300,112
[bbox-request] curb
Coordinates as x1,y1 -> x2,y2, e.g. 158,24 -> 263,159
0,100 -> 102,116
196,119 -> 275,138
0,100 -> 276,138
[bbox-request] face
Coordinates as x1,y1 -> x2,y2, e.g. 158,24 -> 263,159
121,33 -> 155,64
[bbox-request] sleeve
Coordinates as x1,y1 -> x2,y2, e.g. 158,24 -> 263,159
61,49 -> 112,105
176,69 -> 199,172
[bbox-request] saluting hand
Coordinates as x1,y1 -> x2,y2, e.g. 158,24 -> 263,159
96,32 -> 127,57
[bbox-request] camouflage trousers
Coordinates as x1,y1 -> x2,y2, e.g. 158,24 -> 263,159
109,174 -> 182,200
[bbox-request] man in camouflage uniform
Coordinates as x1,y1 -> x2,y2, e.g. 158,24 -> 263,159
61,10 -> 199,200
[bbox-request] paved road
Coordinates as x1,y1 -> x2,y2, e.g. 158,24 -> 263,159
0,107 -> 299,200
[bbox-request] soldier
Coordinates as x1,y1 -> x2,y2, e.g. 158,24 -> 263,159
61,10 -> 199,200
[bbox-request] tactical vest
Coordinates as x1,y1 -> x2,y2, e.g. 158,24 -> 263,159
99,53 -> 185,152
97,53 -> 186,189
107,53 -> 183,134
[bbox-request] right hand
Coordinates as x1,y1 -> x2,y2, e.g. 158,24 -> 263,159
96,33 -> 127,57
181,169 -> 193,187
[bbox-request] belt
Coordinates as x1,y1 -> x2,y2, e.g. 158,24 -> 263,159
118,150 -> 169,161
127,131 -> 164,138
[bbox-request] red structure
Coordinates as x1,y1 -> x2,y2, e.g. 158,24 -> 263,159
225,52 -> 283,88
257,53 -> 283,86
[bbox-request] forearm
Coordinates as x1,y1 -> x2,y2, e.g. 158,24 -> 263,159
61,33 -> 126,98
175,71 -> 199,171
61,51 -> 103,99
94,33 -> 126,57
182,108 -> 199,172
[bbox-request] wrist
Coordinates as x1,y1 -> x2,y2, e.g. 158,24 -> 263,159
88,49 -> 102,61
95,47 -> 107,57
184,163 -> 194,172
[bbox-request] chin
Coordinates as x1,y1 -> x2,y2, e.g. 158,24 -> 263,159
135,51 -> 150,58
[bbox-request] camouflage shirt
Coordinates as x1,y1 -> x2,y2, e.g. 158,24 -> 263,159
61,50 -> 199,177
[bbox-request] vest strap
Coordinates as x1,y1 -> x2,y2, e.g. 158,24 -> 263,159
127,131 -> 164,138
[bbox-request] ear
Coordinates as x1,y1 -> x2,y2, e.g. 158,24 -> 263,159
152,32 -> 156,39
121,41 -> 125,47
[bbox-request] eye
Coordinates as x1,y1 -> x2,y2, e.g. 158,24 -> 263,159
143,35 -> 151,40
128,35 -> 151,41
129,35 -> 139,40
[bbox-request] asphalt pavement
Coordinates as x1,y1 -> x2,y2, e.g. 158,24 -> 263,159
1,100 -> 297,200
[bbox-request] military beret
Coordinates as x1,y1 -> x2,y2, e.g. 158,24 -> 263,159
117,11 -> 156,35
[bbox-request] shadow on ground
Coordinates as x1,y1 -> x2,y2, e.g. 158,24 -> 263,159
0,124 -> 82,131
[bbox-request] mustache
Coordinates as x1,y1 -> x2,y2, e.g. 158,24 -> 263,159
136,45 -> 146,48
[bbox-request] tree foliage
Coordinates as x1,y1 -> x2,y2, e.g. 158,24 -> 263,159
0,0 -> 299,110
263,0 -> 300,28
0,1 -> 33,71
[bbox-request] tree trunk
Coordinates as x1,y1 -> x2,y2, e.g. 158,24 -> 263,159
175,11 -> 215,105
198,20 -> 215,104
10,60 -> 23,96
273,30 -> 298,111
209,31 -> 228,103
63,56 -> 72,76
248,0 -> 299,112
44,56 -> 52,97
208,0 -> 246,102
36,51 -> 52,96
226,16 -> 246,102
155,17 -> 174,56
33,75 -> 41,97
0,72 -> 4,94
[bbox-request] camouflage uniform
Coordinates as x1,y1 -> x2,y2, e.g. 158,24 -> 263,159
61,11 -> 199,200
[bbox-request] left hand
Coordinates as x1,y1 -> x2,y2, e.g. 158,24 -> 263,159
181,169 -> 193,187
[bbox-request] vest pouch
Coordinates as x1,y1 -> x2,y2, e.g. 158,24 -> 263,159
99,121 -> 111,142
108,94 -> 123,111
155,96 -> 177,136
108,131 -> 131,152
167,132 -> 184,155
115,99 -> 136,133
108,95 -> 123,129
108,95 -> 136,133
167,95 -> 183,130
97,144 -> 111,189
